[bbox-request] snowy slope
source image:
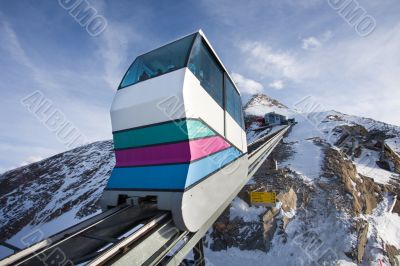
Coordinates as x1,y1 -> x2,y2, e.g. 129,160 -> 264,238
206,94 -> 400,266
1,94 -> 399,265
386,138 -> 400,154
244,93 -> 293,118
0,141 -> 114,258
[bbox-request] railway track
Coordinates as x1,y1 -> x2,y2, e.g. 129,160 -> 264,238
0,125 -> 290,266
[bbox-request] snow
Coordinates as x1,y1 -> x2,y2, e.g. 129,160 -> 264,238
247,125 -> 286,146
280,207 -> 296,219
363,194 -> 400,265
336,260 -> 359,265
246,122 -> 266,143
3,207 -> 100,253
386,138 -> 400,155
246,104 -> 292,117
205,248 -> 356,266
205,212 -> 357,266
0,141 -> 114,259
374,212 -> 400,248
280,115 -> 323,181
368,195 -> 400,248
204,247 -> 274,266
287,110 -> 399,185
246,176 -> 256,185
229,197 -> 265,223
244,95 -> 294,118
353,149 -> 397,185
1,94 -> 399,265
225,106 -> 357,265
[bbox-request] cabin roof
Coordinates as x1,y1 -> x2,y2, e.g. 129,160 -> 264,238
133,30 -> 241,95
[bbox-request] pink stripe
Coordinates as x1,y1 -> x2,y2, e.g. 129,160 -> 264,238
115,136 -> 231,167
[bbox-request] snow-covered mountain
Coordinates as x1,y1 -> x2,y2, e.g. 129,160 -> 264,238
0,141 -> 114,257
244,93 -> 292,117
208,94 -> 400,266
1,94 -> 399,265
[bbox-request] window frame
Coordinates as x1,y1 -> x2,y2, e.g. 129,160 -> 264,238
118,33 -> 197,90
187,35 -> 244,130
117,32 -> 245,129
224,73 -> 244,129
187,36 -> 225,108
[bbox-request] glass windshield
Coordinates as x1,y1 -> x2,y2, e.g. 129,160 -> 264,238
119,34 -> 196,89
225,74 -> 243,127
188,37 -> 223,107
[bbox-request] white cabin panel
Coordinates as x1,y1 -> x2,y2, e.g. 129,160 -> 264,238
241,129 -> 248,153
110,69 -> 186,131
182,69 -> 224,136
225,111 -> 244,151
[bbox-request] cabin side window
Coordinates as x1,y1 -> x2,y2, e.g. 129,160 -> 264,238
225,75 -> 244,128
119,34 -> 196,89
188,37 -> 224,108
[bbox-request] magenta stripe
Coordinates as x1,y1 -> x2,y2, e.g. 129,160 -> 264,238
115,136 -> 231,167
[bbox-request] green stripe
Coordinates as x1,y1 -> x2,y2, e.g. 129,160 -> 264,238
113,120 -> 215,149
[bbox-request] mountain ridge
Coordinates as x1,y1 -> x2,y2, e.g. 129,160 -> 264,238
1,93 -> 400,265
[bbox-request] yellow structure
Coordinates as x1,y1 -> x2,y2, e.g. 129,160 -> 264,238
250,191 -> 276,204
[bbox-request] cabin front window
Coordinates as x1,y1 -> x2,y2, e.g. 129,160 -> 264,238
119,34 -> 195,89
188,37 -> 224,108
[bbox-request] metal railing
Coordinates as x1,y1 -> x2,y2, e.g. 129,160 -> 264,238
0,125 -> 290,266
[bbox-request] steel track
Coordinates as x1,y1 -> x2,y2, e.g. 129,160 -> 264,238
0,125 -> 290,266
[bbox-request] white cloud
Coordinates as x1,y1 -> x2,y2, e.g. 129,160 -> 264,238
96,22 -> 139,90
240,25 -> 400,126
269,80 -> 284,90
231,73 -> 264,94
301,26 -> 400,124
321,31 -> 333,42
240,41 -> 317,82
302,37 -> 321,50
0,22 -> 59,90
301,31 -> 333,50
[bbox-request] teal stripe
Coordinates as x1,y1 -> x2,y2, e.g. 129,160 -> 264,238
113,120 -> 216,149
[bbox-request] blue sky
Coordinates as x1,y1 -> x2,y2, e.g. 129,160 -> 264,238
0,0 -> 399,172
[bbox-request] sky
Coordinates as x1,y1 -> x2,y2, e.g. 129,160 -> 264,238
0,0 -> 399,173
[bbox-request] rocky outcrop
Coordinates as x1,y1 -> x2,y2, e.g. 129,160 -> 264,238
0,141 -> 114,242
262,188 -> 297,251
384,144 -> 400,174
321,146 -> 400,264
385,244 -> 400,266
1,93 -> 399,265
355,220 -> 369,264
210,204 -> 265,251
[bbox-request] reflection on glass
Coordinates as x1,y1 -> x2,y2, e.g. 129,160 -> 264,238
188,36 -> 223,107
120,34 -> 195,89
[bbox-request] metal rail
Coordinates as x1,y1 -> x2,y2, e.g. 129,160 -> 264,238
160,125 -> 290,266
92,125 -> 290,266
0,125 -> 290,266
0,205 -> 163,266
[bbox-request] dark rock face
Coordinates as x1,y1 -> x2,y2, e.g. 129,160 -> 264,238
0,141 -> 114,242
209,139 -> 305,252
210,207 -> 265,252
208,95 -> 400,265
1,93 -> 399,265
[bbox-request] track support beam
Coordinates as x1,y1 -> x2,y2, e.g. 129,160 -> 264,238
193,238 -> 205,266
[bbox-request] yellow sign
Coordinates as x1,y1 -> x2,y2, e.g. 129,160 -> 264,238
250,191 -> 276,204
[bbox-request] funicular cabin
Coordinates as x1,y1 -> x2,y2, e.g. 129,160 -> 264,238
101,30 -> 248,232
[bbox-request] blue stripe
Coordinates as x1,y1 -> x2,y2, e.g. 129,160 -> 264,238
106,147 -> 242,190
